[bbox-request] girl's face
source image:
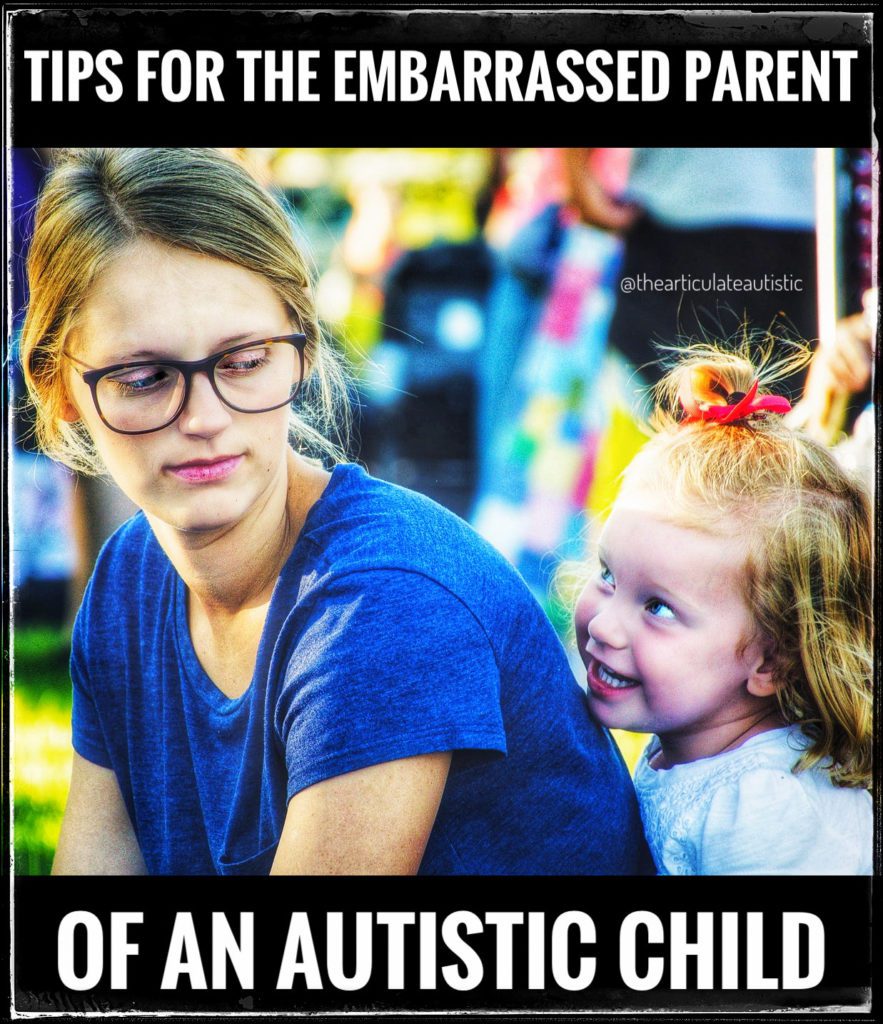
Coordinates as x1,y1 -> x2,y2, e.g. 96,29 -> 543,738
574,494 -> 775,765
64,239 -> 295,535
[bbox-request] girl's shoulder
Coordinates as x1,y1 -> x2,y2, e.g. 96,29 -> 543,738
636,728 -> 872,875
699,753 -> 872,874
637,726 -> 869,807
638,726 -> 807,781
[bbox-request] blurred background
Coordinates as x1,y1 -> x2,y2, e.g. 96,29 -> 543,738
9,146 -> 875,873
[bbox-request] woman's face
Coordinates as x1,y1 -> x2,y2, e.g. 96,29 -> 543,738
65,238 -> 296,535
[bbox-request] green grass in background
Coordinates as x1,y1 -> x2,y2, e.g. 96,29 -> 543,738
13,626 -> 73,875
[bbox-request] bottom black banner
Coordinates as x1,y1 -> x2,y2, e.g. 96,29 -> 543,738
13,875 -> 872,1014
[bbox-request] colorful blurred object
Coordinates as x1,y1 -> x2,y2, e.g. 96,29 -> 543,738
611,729 -> 650,777
13,628 -> 73,875
472,215 -> 647,623
12,451 -> 77,588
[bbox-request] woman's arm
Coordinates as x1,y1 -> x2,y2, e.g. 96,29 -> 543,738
52,752 -> 147,875
271,752 -> 452,875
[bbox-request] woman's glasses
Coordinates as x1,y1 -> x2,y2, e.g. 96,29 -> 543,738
66,334 -> 307,435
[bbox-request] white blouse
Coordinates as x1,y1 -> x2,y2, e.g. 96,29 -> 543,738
633,726 -> 873,875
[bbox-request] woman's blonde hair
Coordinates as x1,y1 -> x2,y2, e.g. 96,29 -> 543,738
20,148 -> 351,473
618,340 -> 873,788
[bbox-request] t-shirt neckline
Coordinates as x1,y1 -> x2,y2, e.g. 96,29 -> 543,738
171,461 -> 358,711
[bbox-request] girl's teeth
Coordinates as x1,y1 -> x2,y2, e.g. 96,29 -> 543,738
598,664 -> 638,688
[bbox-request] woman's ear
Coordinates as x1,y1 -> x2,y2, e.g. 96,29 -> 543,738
59,399 -> 80,423
58,383 -> 82,423
746,649 -> 778,698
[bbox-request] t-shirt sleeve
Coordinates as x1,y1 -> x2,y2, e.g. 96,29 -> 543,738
69,597 -> 114,770
696,768 -> 857,875
276,569 -> 506,800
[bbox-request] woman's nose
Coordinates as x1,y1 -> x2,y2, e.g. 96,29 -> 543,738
587,601 -> 628,651
177,372 -> 233,437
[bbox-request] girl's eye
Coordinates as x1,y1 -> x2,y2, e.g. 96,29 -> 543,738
646,599 -> 676,621
598,566 -> 615,588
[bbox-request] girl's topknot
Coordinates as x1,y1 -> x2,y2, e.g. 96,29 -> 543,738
649,337 -> 810,432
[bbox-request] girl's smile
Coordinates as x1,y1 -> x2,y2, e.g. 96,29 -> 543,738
586,657 -> 641,697
575,498 -> 779,766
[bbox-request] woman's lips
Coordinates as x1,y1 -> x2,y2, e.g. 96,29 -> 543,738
586,658 -> 641,699
167,455 -> 243,484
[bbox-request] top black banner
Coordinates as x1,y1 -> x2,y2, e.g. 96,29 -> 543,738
6,8 -> 874,146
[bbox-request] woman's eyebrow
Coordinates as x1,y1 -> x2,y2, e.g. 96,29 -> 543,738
214,332 -> 260,349
105,332 -> 259,363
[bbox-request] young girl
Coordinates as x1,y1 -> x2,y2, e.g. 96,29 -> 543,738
574,345 -> 873,875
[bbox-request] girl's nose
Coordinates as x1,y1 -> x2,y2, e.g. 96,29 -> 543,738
177,372 -> 233,437
587,602 -> 628,651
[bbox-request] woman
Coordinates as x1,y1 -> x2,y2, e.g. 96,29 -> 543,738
22,148 -> 651,875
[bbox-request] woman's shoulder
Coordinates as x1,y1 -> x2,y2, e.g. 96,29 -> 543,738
303,463 -> 479,541
278,463 -> 566,669
81,510 -> 169,610
299,463 -> 532,596
95,508 -> 155,555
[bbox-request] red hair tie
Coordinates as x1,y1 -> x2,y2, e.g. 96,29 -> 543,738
679,377 -> 792,424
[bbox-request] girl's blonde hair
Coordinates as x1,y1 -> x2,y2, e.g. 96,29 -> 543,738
20,148 -> 351,473
619,340 -> 873,788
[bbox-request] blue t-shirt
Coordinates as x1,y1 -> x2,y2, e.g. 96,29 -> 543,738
72,463 -> 651,875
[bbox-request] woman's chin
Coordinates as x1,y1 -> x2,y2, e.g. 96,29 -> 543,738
146,495 -> 251,537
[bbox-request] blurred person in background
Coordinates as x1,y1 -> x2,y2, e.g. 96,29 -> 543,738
21,148 -> 652,876
563,148 -> 818,394
790,287 -> 876,492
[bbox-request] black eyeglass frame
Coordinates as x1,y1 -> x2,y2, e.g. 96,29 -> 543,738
68,333 -> 308,436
